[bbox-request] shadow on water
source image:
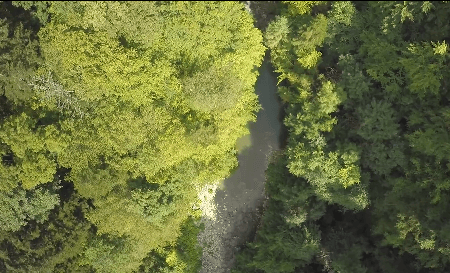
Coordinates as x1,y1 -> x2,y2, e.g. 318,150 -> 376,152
214,53 -> 281,209
211,52 -> 286,272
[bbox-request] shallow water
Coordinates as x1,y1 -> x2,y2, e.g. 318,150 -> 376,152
198,54 -> 282,273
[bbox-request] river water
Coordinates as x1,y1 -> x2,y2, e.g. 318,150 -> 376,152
198,54 -> 283,273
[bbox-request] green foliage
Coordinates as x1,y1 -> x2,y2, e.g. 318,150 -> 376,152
283,1 -> 328,16
138,215 -> 203,273
283,76 -> 367,209
0,183 -> 59,232
323,228 -> 369,273
336,54 -> 371,103
327,1 -> 355,27
371,1 -> 435,32
0,1 -> 266,272
265,15 -> 290,50
0,18 -> 41,104
0,192 -> 92,272
0,112 -> 57,190
173,216 -> 203,273
356,99 -> 400,142
361,141 -> 407,176
292,14 -> 328,69
324,1 -> 361,55
233,153 -> 324,273
12,1 -> 51,25
236,1 -> 450,273
68,164 -> 128,200
126,179 -> 197,228
182,64 -> 244,113
7,0 -> 450,272
266,5 -> 328,86
248,222 -> 321,273
359,32 -> 405,90
36,1 -> 265,186
79,234 -> 138,273
399,41 -> 448,98
407,108 -> 450,163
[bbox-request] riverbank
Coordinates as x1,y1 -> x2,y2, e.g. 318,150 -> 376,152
195,3 -> 286,272
196,56 -> 283,272
243,1 -> 281,31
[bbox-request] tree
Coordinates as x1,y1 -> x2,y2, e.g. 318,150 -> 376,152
0,191 -> 92,272
0,18 -> 41,104
11,1 -> 51,25
400,41 -> 448,99
0,1 -> 266,272
235,2 -> 450,273
0,112 -> 57,190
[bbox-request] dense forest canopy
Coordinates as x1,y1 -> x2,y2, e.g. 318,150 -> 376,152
0,1 -> 265,272
233,1 -> 450,273
2,1 -> 450,273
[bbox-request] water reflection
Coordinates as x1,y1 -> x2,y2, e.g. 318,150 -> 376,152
205,54 -> 283,272
215,55 -> 281,207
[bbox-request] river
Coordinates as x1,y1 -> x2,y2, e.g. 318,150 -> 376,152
198,53 -> 283,273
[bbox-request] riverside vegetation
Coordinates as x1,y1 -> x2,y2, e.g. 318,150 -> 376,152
1,1 -> 450,273
0,1 -> 265,272
232,1 -> 450,273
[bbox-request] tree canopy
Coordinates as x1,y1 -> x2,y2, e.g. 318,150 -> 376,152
0,1 -> 265,272
233,1 -> 450,273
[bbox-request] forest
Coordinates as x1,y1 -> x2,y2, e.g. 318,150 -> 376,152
0,1 -> 449,273
233,1 -> 450,273
0,1 -> 265,272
